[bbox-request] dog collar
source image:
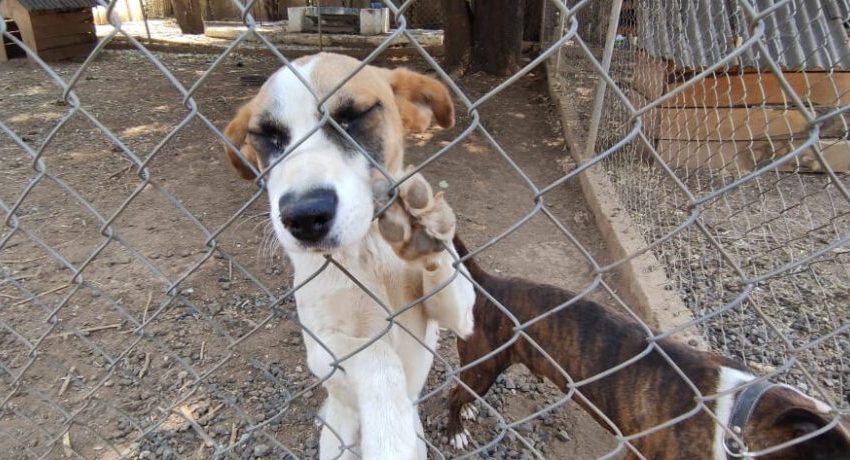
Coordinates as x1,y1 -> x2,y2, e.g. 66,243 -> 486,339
724,380 -> 773,458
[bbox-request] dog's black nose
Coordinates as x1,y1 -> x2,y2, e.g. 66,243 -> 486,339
279,188 -> 338,243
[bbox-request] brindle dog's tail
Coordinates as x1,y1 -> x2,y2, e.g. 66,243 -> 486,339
452,236 -> 487,281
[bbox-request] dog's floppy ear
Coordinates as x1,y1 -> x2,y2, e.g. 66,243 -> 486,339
381,67 -> 455,133
223,103 -> 260,180
749,387 -> 850,457
768,407 -> 850,457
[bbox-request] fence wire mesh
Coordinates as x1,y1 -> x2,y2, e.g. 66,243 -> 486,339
544,0 -> 850,438
1,0 -> 849,459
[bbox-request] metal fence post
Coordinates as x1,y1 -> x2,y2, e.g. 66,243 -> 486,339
582,0 -> 624,160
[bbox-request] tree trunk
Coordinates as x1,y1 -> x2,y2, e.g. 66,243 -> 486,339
170,0 -> 205,34
440,0 -> 473,74
578,0 -> 612,46
471,0 -> 524,76
523,0 -> 542,41
440,0 -> 525,77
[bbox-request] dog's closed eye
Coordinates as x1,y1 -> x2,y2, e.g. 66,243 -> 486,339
249,120 -> 290,154
333,100 -> 382,132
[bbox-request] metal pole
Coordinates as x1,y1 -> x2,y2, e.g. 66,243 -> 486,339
316,0 -> 323,51
553,2 -> 567,75
139,0 -> 152,44
583,0 -> 624,161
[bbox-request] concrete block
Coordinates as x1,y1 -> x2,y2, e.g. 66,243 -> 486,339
287,7 -> 307,33
359,8 -> 389,35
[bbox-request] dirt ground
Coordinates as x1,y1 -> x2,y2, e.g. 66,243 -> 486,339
0,45 -> 619,459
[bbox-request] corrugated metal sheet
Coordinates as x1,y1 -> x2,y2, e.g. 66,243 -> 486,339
638,0 -> 850,70
17,0 -> 99,12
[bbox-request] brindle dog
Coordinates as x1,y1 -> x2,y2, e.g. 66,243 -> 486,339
447,237 -> 850,460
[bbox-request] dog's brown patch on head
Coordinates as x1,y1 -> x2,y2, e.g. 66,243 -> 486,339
223,102 -> 261,180
745,386 -> 850,459
221,53 -> 456,179
309,54 -> 407,172
308,55 -> 455,173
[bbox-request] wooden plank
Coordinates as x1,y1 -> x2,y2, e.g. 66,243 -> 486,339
29,10 -> 93,27
653,107 -> 809,141
655,139 -> 850,173
32,21 -> 94,39
35,31 -> 95,51
655,139 -> 762,172
35,41 -> 94,60
664,71 -> 850,108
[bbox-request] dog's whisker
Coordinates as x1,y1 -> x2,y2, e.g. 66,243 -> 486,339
233,211 -> 272,234
257,221 -> 281,267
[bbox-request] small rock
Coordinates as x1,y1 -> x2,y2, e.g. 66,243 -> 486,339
515,422 -> 533,434
556,430 -> 571,442
253,444 -> 270,457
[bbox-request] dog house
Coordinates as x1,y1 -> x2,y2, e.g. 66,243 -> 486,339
1,0 -> 98,62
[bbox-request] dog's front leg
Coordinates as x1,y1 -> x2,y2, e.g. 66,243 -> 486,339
308,332 -> 419,460
421,248 -> 475,339
318,395 -> 360,460
377,172 -> 475,338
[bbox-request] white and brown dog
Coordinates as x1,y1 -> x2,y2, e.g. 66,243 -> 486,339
222,53 -> 475,459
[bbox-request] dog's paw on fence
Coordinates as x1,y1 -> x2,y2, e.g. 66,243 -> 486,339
376,169 -> 456,270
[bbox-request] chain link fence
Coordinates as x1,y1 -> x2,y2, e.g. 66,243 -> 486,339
544,0 -> 850,427
2,0 -> 849,459
401,1 -> 443,30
